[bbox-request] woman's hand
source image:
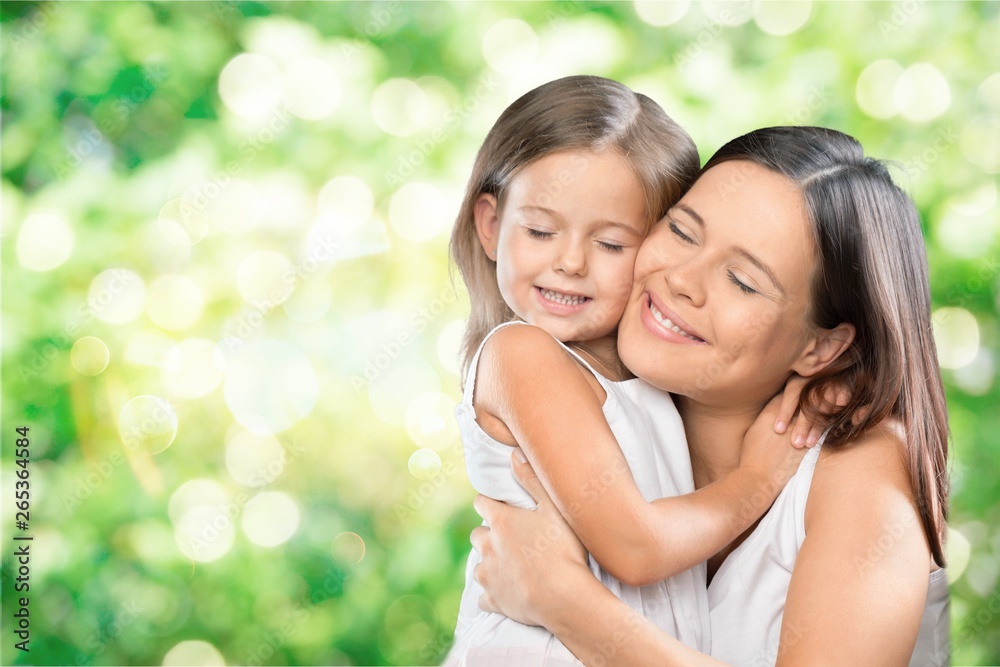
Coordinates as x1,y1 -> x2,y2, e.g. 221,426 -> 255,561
471,447 -> 589,627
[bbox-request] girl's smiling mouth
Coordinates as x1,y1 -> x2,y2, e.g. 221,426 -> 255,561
534,286 -> 593,313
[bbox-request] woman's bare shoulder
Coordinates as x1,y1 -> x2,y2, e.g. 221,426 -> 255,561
807,420 -> 918,526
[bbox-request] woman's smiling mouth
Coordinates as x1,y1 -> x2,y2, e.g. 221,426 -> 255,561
641,292 -> 708,344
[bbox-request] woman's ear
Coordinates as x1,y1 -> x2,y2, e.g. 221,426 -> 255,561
474,193 -> 500,260
791,322 -> 856,377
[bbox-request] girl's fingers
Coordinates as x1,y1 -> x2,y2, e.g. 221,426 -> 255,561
790,415 -> 811,448
805,424 -> 823,448
774,377 -> 807,433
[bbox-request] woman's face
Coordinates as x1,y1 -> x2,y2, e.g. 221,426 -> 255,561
618,160 -> 821,410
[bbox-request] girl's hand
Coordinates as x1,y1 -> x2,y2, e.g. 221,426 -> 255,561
471,448 -> 589,626
772,375 -> 851,448
739,392 -> 808,492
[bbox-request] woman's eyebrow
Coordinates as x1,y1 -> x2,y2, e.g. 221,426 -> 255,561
731,247 -> 786,296
674,203 -> 785,296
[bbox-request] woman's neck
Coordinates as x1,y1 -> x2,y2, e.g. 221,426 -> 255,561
677,396 -> 761,489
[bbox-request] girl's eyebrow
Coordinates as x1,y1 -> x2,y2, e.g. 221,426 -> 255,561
519,205 -> 643,236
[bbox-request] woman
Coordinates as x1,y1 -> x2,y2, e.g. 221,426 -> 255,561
468,127 -> 950,665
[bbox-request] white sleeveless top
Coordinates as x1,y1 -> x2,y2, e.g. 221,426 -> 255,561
708,443 -> 950,666
445,322 -> 711,665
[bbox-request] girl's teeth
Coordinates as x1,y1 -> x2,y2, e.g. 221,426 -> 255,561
541,289 -> 587,306
649,302 -> 698,340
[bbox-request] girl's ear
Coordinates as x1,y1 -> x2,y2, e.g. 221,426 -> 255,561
791,322 -> 856,377
474,193 -> 500,260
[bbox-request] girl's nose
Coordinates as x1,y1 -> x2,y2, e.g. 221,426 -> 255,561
555,241 -> 587,276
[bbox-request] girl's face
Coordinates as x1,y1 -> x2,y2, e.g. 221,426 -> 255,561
618,160 -> 822,410
476,149 -> 647,343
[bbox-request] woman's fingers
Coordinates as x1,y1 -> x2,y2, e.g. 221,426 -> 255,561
510,448 -> 551,508
473,493 -> 506,523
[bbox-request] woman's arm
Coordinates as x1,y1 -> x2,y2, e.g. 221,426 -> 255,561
775,424 -> 930,664
475,324 -> 802,586
473,430 -> 932,666
472,451 -> 728,666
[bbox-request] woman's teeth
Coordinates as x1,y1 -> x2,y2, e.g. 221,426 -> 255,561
540,288 -> 588,306
649,302 -> 700,340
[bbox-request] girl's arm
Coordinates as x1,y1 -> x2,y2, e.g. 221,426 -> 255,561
475,324 -> 801,587
471,427 -> 930,666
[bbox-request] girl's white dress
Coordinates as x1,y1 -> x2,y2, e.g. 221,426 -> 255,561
708,442 -> 950,666
444,321 -> 711,666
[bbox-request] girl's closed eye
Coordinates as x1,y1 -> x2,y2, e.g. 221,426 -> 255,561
526,228 -> 553,239
598,240 -> 626,253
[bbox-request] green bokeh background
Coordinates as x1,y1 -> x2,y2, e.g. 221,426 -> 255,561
2,1 -> 998,665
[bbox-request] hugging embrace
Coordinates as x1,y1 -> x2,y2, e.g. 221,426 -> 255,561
442,76 -> 949,666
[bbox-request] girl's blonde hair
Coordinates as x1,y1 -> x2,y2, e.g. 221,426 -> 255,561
450,75 -> 699,381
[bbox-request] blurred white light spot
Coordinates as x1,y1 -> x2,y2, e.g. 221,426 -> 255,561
203,178 -> 265,235
952,348 -> 994,396
318,175 -> 374,231
170,479 -> 237,563
961,116 -> 1000,174
158,198 -> 209,246
224,340 -> 318,434
236,250 -> 295,307
241,491 -> 299,547
282,277 -> 331,323
894,63 -> 951,123
437,319 -> 465,376
371,78 -> 428,137
701,0 -> 753,26
482,19 -> 538,74
856,59 -> 904,119
945,525 -> 971,584
633,0 -> 689,26
368,359 -> 441,427
948,181 -> 997,217
978,72 -> 1000,112
89,268 -> 146,324
146,275 -> 204,331
405,392 -> 459,450
168,479 -> 230,524
17,211 -> 74,271
162,640 -> 226,667
408,448 -> 442,481
219,53 -> 283,118
71,336 -> 110,376
934,210 -> 997,259
332,531 -> 366,565
125,331 -> 175,368
283,56 -> 341,120
932,307 -> 980,369
225,430 -> 285,486
388,182 -> 450,242
119,395 -> 178,455
163,338 -> 222,398
753,0 -> 811,35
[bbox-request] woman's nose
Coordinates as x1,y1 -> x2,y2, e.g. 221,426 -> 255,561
555,241 -> 587,276
664,255 -> 706,307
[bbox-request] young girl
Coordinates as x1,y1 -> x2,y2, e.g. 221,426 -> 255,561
444,76 -> 809,665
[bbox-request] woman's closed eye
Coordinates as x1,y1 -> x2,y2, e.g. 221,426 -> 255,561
727,270 -> 759,295
669,221 -> 696,244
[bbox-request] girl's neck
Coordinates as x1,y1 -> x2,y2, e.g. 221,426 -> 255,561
568,335 -> 634,382
676,396 -> 760,489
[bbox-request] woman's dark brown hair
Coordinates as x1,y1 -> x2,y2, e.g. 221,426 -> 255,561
450,75 -> 699,380
704,126 -> 949,565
